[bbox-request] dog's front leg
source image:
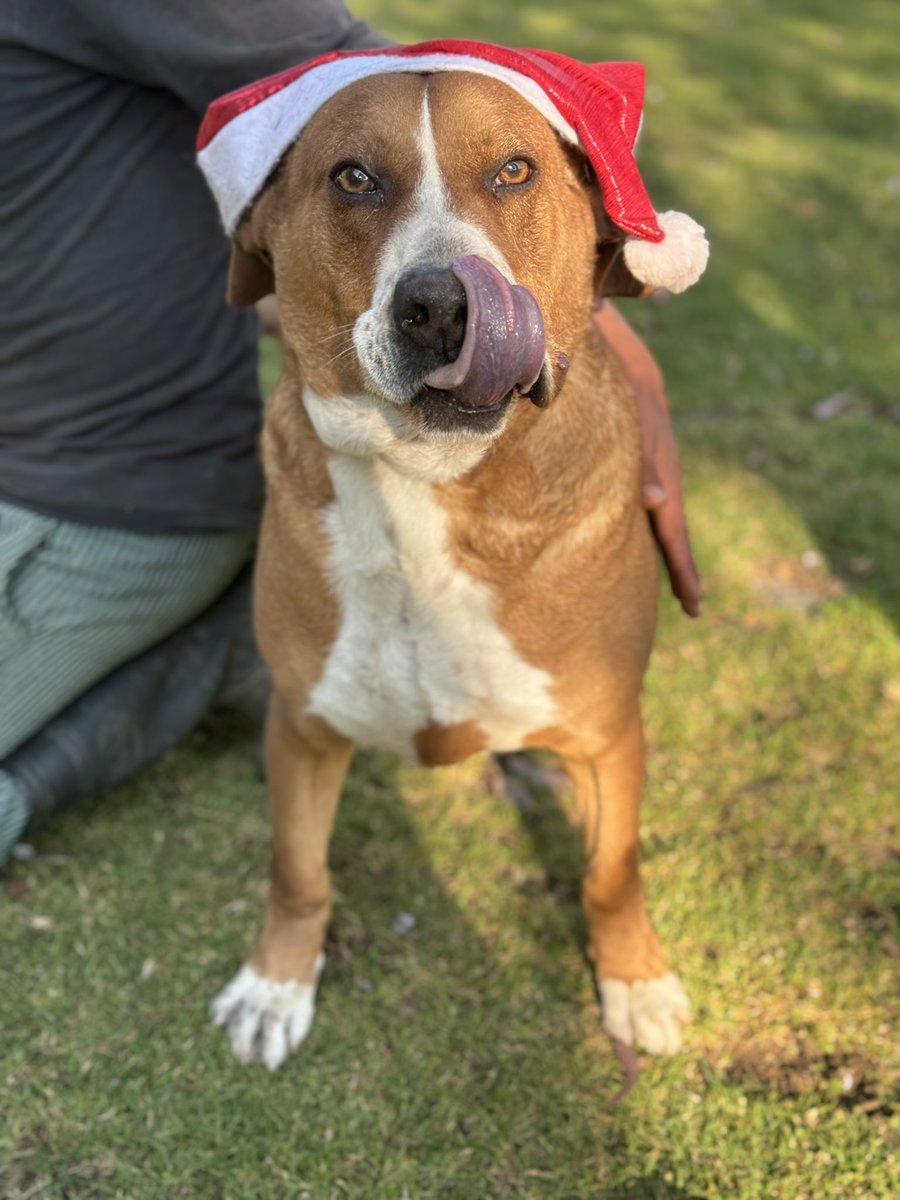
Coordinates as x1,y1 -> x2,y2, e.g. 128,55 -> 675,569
564,719 -> 691,1056
212,696 -> 352,1069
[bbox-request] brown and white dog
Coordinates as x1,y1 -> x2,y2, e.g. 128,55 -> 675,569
206,64 -> 695,1071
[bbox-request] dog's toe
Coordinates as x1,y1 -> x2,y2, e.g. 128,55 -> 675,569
599,972 -> 691,1055
211,957 -> 324,1069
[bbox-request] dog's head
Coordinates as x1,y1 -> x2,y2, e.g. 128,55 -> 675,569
200,49 -> 707,478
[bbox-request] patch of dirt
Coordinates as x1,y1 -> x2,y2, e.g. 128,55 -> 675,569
724,1033 -> 895,1117
0,1159 -> 47,1200
4,878 -> 30,901
854,896 -> 899,931
754,555 -> 845,612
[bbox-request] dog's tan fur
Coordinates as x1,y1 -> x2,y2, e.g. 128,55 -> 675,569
214,72 -> 688,1064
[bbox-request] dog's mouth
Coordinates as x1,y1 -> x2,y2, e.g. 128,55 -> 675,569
415,255 -> 547,432
411,383 -> 517,435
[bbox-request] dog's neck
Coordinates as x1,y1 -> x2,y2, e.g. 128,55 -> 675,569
270,318 -> 639,572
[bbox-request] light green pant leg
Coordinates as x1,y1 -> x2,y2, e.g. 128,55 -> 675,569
0,500 -> 255,758
0,769 -> 28,861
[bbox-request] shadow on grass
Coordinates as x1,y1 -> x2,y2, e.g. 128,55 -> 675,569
3,727 -> 650,1196
5,705 -> 895,1193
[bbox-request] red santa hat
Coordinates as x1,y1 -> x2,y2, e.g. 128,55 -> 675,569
197,39 -> 709,294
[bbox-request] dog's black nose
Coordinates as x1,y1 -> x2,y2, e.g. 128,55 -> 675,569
392,267 -> 467,360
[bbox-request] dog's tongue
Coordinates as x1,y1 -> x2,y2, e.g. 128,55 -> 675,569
424,256 -> 545,409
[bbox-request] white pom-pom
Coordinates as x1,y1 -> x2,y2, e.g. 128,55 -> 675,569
622,211 -> 709,294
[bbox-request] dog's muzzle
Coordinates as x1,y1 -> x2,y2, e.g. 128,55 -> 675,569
392,255 -> 547,433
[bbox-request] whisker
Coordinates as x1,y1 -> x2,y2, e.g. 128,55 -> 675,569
326,344 -> 359,367
313,324 -> 357,346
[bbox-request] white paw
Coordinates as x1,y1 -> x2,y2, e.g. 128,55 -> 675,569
599,972 -> 691,1055
210,955 -> 325,1070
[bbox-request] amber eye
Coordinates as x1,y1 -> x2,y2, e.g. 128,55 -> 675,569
494,158 -> 534,188
333,165 -> 377,194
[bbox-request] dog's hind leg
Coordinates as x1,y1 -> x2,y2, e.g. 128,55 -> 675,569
211,695 -> 352,1069
563,720 -> 690,1056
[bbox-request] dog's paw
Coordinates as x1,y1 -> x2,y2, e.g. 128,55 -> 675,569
599,972 -> 691,1055
210,955 -> 325,1070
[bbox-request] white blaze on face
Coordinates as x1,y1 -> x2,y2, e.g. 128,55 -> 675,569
352,88 -> 516,407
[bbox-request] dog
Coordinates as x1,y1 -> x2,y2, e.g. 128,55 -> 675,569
199,46 -> 706,1071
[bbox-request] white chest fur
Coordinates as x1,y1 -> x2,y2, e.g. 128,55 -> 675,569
307,454 -> 558,760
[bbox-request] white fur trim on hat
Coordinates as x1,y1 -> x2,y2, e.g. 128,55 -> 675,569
198,53 -> 580,235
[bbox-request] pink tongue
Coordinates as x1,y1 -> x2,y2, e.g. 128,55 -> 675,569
423,256 -> 546,410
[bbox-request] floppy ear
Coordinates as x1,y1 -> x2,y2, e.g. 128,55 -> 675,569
572,157 -> 649,298
226,241 -> 275,307
591,196 -> 651,299
594,241 -> 650,298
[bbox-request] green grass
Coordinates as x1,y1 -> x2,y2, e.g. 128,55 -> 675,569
2,1 -> 898,1196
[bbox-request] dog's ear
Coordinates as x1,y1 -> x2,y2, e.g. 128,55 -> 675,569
226,241 -> 275,307
576,158 -> 651,299
225,169 -> 288,305
591,197 -> 651,299
594,241 -> 649,298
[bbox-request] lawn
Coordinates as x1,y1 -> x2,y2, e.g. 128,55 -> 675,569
1,1 -> 898,1196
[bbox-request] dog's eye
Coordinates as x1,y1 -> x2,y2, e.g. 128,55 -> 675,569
333,165 -> 377,195
494,159 -> 534,188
